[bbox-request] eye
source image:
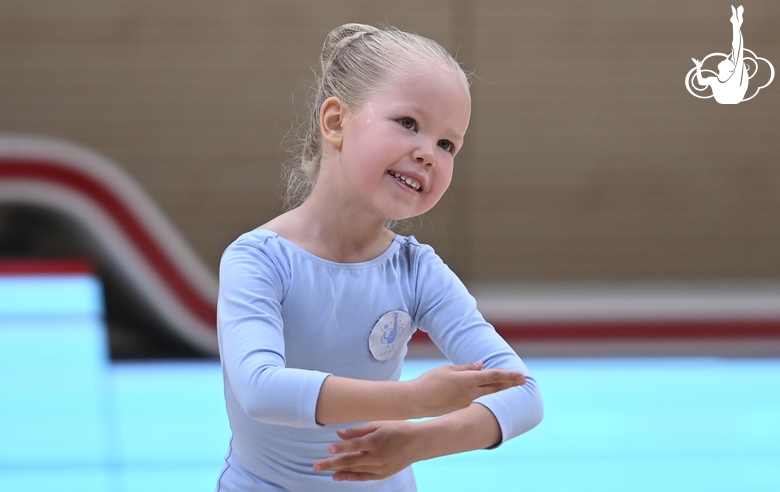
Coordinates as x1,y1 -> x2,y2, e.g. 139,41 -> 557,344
438,139 -> 454,152
398,117 -> 417,131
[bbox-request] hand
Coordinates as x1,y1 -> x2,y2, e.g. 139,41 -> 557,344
409,361 -> 525,418
313,421 -> 422,481
692,58 -> 702,67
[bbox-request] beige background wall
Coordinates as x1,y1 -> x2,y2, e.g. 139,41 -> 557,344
2,0 -> 779,284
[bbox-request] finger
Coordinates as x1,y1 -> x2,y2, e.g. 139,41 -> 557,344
315,451 -> 380,473
336,422 -> 380,440
478,382 -> 521,395
333,470 -> 383,482
329,435 -> 371,455
478,381 -> 524,395
476,369 -> 526,387
314,452 -> 364,472
475,377 -> 526,394
479,380 -> 524,391
452,360 -> 484,372
331,426 -> 386,454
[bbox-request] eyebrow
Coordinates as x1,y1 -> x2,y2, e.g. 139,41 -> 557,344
405,106 -> 466,141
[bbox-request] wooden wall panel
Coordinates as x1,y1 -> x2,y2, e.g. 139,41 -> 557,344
467,0 -> 780,281
1,1 -> 779,282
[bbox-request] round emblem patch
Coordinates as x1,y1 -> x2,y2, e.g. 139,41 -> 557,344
369,311 -> 414,361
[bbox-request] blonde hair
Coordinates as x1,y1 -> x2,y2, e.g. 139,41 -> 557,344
283,23 -> 470,209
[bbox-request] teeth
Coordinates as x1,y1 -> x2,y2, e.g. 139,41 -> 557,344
389,171 -> 421,191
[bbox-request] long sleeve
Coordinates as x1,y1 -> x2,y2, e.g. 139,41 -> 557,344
216,231 -> 540,490
217,237 -> 330,428
411,244 -> 544,444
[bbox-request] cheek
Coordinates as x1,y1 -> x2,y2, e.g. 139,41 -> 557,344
433,164 -> 454,196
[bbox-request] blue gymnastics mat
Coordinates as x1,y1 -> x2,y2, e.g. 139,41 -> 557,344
1,274 -> 779,491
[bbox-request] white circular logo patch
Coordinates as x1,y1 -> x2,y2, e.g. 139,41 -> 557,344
369,311 -> 413,361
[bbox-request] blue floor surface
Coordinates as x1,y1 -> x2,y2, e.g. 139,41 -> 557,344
1,274 -> 779,491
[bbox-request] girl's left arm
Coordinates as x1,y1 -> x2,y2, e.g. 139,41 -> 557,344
316,242 -> 544,480
314,401 -> 506,481
410,244 -> 545,445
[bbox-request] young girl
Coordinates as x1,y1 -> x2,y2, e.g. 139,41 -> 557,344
216,23 -> 543,491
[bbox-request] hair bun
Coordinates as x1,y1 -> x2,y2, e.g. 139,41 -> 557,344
321,23 -> 379,72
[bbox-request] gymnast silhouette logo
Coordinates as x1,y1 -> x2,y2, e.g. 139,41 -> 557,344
685,5 -> 774,104
381,312 -> 403,345
368,310 -> 412,361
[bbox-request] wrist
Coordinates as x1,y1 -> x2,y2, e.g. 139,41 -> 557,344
401,379 -> 426,419
414,403 -> 503,460
407,419 -> 440,462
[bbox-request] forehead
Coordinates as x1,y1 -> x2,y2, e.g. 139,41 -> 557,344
368,62 -> 471,134
386,60 -> 469,100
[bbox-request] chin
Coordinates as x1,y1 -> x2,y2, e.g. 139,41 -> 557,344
384,212 -> 416,222
377,197 -> 438,223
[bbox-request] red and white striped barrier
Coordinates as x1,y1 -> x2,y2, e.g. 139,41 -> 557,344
3,135 -> 779,356
0,134 -> 218,353
468,283 -> 780,340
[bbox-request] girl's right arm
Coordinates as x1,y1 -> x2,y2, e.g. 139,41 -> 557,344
219,238 -> 524,428
314,361 -> 525,425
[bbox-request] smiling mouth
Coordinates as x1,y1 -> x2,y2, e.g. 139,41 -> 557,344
388,170 -> 422,192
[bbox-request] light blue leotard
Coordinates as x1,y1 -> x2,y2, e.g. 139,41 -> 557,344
215,229 -> 543,491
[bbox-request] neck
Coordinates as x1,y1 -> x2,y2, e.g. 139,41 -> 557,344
276,186 -> 395,263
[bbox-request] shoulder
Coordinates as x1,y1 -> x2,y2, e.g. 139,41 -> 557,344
223,228 -> 284,261
393,234 -> 436,265
393,234 -> 434,255
393,234 -> 454,283
220,229 -> 292,282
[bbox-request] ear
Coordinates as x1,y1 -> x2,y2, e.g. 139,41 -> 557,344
320,96 -> 347,149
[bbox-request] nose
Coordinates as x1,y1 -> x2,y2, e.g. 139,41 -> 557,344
412,141 -> 436,167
